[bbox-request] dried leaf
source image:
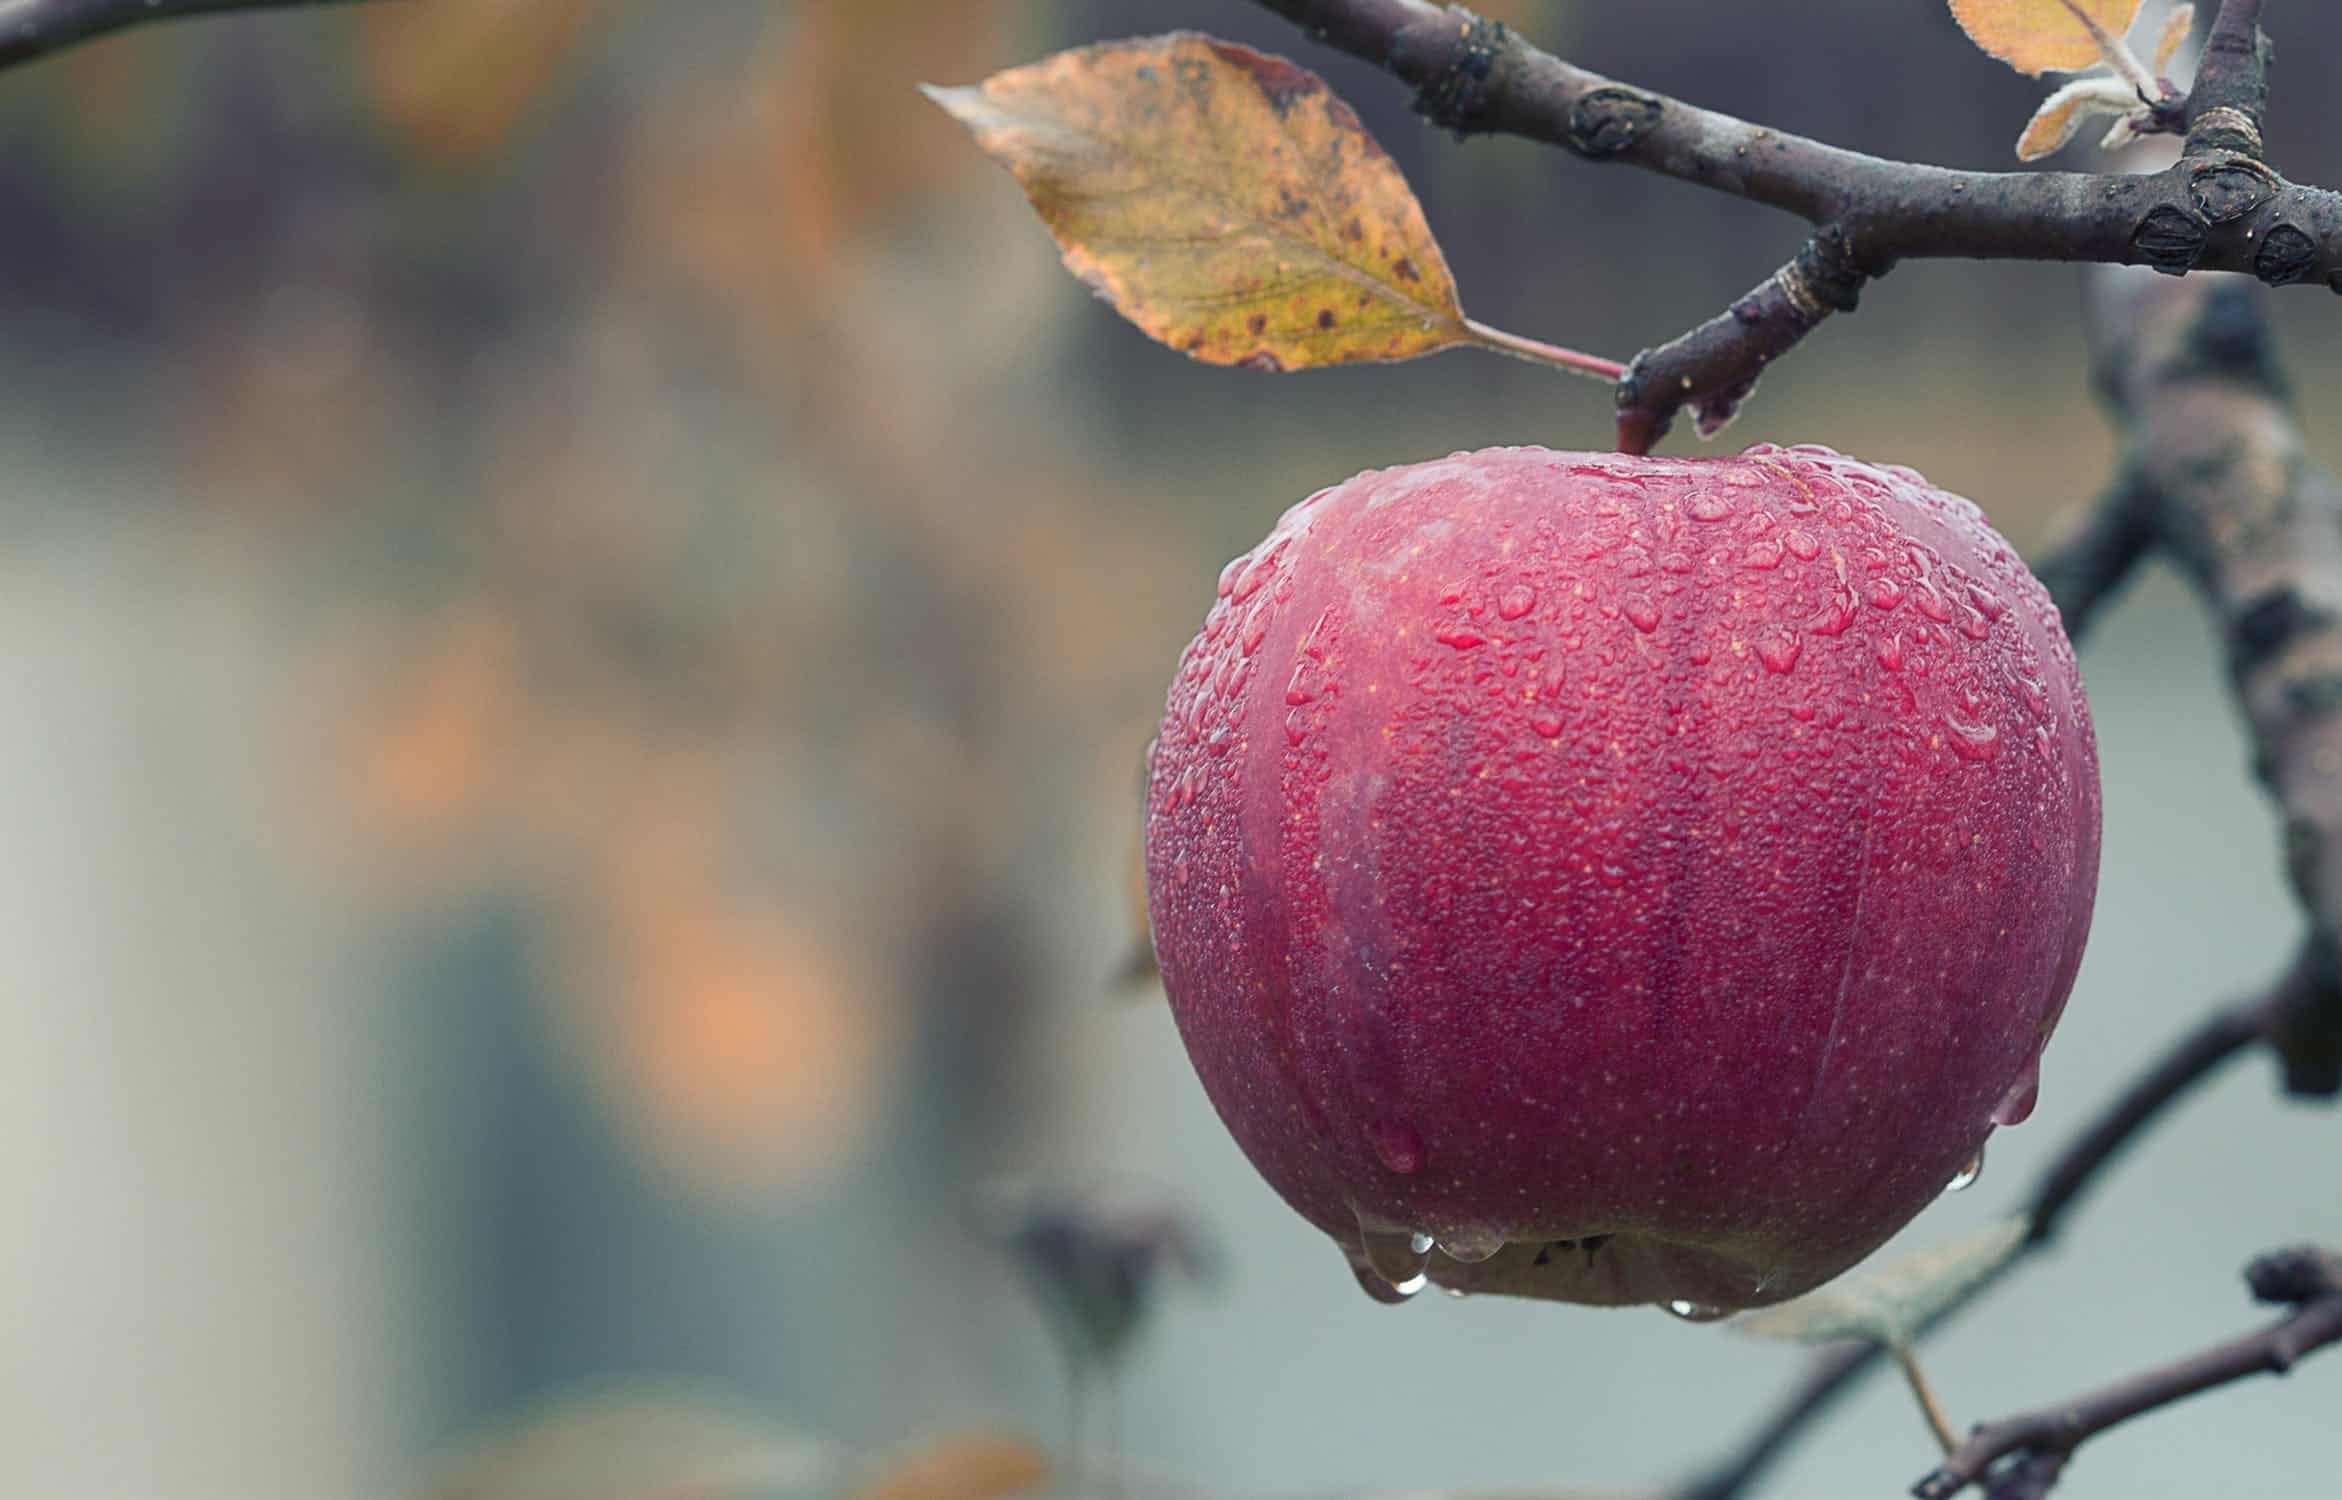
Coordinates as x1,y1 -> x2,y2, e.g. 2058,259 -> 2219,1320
2014,78 -> 2137,159
415,1382 -> 834,1500
2152,3 -> 2197,74
852,1433 -> 1050,1500
1735,1215 -> 2031,1346
1949,0 -> 2146,76
925,34 -> 1474,372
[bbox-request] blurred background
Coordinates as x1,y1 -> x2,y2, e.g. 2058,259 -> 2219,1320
2,1 -> 2338,1496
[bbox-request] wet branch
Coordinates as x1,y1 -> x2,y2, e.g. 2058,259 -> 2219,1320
0,0 -> 376,71
1911,1247 -> 2342,1500
1245,0 -> 2330,450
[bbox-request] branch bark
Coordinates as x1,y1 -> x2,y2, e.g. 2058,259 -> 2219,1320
0,0 -> 375,71
1911,1247 -> 2342,1500
1246,0 -> 2338,449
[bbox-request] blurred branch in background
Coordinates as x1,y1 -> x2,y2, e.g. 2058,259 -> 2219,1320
0,0 -> 379,72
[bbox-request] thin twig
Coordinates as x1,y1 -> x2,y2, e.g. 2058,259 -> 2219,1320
0,0 -> 376,72
1891,1342 -> 1961,1456
1911,1248 -> 2342,1499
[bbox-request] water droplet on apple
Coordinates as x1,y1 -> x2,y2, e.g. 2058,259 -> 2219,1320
1436,1227 -> 1506,1264
1875,634 -> 1905,671
1942,711 -> 2001,762
1867,577 -> 1905,611
1992,1064 -> 2041,1126
1626,600 -> 1661,634
1688,493 -> 1734,523
1757,635 -> 1801,674
1356,1213 -> 1435,1292
1665,1300 -> 1731,1323
1231,541 -> 1284,602
1784,529 -> 1821,561
1435,627 -> 1488,650
1369,1118 -> 1425,1174
1349,1260 -> 1420,1305
1498,585 -> 1536,621
1945,1144 -> 1986,1193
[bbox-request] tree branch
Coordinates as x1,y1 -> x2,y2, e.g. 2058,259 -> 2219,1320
1668,265 -> 2342,1498
1911,1247 -> 2342,1500
1246,0 -> 2336,449
2188,0 -> 2269,157
0,0 -> 375,72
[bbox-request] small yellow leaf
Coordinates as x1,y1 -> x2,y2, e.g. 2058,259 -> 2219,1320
2014,78 -> 2135,160
2153,3 -> 2197,74
1949,0 -> 2147,76
925,34 -> 1473,371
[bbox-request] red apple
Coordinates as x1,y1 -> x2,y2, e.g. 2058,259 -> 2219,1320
1144,445 -> 2099,1313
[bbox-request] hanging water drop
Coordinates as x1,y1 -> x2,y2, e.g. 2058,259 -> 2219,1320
1349,1261 -> 1419,1305
1992,1064 -> 2041,1126
1945,1143 -> 1986,1193
1665,1300 -> 1731,1323
1354,1211 -> 1435,1293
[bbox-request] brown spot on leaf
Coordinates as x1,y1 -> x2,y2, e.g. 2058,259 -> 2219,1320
1316,309 -> 1337,330
1210,39 -> 1319,114
1392,257 -> 1420,283
1236,351 -> 1285,372
1247,314 -> 1268,335
1344,217 -> 1364,242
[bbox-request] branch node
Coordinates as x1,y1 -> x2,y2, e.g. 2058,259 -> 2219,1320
2186,155 -> 2278,223
1410,9 -> 1507,136
2131,203 -> 2210,275
2188,103 -> 2266,159
2253,224 -> 2318,287
1566,85 -> 1664,159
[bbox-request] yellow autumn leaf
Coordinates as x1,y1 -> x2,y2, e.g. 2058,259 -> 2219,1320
2014,77 -> 2134,159
1949,0 -> 2146,76
923,33 -> 1483,373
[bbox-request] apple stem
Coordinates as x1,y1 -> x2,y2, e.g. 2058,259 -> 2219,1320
1892,1340 -> 1961,1456
1461,318 -> 1627,384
